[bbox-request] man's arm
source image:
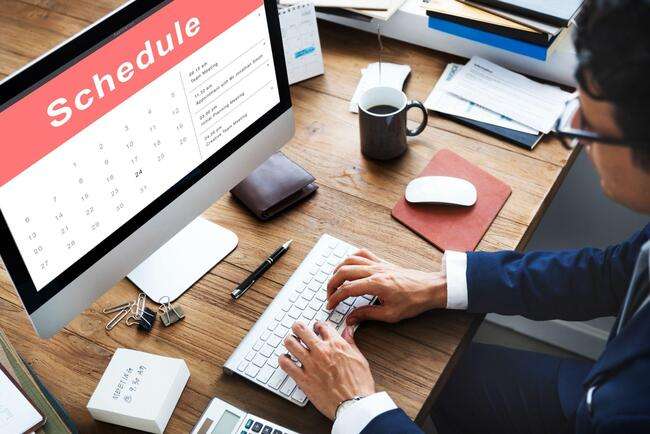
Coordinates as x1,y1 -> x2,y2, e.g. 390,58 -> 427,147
452,224 -> 650,321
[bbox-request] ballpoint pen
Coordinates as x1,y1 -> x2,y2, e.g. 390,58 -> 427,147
231,239 -> 293,299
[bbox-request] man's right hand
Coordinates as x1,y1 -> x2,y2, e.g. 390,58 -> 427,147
326,249 -> 448,325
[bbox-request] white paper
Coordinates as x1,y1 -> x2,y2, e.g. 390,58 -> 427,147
349,62 -> 411,113
278,3 -> 325,85
446,56 -> 572,133
0,370 -> 42,434
426,63 -> 538,134
280,0 -> 389,9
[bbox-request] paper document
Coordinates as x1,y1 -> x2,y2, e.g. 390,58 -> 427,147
0,369 -> 43,434
350,62 -> 411,113
347,0 -> 407,20
426,63 -> 538,134
446,56 -> 572,133
280,0 -> 389,9
278,3 -> 325,85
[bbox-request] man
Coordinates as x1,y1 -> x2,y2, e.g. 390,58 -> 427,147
278,0 -> 650,433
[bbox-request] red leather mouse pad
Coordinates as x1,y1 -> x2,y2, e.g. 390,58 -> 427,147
392,149 -> 512,252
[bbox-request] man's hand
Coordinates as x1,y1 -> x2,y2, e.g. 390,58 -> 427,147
279,321 -> 375,420
327,248 -> 447,325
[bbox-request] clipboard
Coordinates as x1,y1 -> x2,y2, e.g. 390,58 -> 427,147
0,364 -> 46,434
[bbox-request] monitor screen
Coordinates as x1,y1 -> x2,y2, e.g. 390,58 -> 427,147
0,0 -> 289,312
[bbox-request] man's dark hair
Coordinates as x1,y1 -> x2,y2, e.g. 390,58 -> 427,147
575,0 -> 650,170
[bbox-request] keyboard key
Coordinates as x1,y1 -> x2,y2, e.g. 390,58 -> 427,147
282,303 -> 291,312
268,369 -> 287,389
252,422 -> 263,432
274,325 -> 289,338
267,334 -> 282,347
257,364 -> 275,383
328,239 -> 338,249
275,311 -> 285,322
342,297 -> 354,306
238,361 -> 248,372
294,285 -> 304,294
329,311 -> 344,324
274,344 -> 286,356
245,350 -> 255,362
362,294 -> 374,301
315,291 -> 327,302
288,306 -> 302,319
281,316 -> 294,329
260,344 -> 274,358
253,340 -> 263,351
267,321 -> 279,332
322,263 -> 335,274
316,310 -> 329,322
261,330 -> 271,341
301,290 -> 315,301
292,387 -> 307,403
354,297 -> 372,308
295,298 -> 308,310
252,354 -> 267,368
302,307 -> 317,320
335,304 -> 350,315
302,275 -> 312,284
262,426 -> 273,434
268,356 -> 279,368
245,364 -> 261,378
289,292 -> 299,303
326,256 -> 339,266
309,266 -> 318,275
309,299 -> 322,311
308,281 -> 320,292
315,257 -> 325,266
314,271 -> 328,283
280,377 -> 297,396
334,246 -> 347,257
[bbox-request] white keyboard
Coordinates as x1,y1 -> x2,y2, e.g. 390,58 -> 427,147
224,234 -> 376,406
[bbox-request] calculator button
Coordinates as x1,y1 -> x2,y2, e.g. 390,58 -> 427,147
272,430 -> 283,434
246,419 -> 254,429
252,422 -> 263,432
241,431 -> 248,434
262,426 -> 273,434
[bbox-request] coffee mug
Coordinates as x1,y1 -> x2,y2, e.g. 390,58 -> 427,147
358,86 -> 428,160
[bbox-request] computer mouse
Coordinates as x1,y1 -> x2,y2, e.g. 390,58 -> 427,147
405,176 -> 477,206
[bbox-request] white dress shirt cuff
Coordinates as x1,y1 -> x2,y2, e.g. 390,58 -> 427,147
332,391 -> 397,434
442,251 -> 469,310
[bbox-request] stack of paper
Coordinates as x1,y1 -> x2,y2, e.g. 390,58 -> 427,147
426,56 -> 571,149
280,0 -> 407,21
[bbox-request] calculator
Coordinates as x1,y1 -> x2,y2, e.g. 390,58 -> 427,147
191,397 -> 299,434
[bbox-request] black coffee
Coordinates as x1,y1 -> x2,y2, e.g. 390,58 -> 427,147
367,104 -> 399,115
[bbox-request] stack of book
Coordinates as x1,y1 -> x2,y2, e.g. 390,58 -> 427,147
0,329 -> 78,433
421,0 -> 584,60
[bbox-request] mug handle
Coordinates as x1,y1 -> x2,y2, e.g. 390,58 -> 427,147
406,100 -> 429,137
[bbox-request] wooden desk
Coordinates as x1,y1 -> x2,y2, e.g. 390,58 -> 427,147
0,1 -> 576,432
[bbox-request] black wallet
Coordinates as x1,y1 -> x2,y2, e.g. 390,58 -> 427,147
230,153 -> 318,220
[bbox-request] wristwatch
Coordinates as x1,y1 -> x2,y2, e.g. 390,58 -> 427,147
335,395 -> 367,420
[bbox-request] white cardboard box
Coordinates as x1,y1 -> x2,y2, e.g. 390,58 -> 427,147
87,349 -> 190,433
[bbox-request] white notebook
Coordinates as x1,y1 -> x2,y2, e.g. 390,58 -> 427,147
0,367 -> 44,434
279,3 -> 325,85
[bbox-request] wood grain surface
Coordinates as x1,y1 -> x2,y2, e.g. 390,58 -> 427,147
0,1 -> 577,432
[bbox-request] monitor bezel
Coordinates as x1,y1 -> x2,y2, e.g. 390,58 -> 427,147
0,0 -> 291,314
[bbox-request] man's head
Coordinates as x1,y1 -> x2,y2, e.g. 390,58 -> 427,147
573,0 -> 650,213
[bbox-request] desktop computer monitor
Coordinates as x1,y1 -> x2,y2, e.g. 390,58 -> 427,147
0,0 -> 293,338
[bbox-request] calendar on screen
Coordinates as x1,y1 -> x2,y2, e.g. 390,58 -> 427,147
0,0 -> 279,291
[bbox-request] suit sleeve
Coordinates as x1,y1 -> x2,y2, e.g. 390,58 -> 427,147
360,409 -> 424,434
465,224 -> 650,321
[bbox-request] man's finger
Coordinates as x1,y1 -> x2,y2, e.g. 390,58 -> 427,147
314,321 -> 335,340
284,335 -> 309,363
333,255 -> 374,274
327,276 -> 381,310
292,321 -> 320,349
326,265 -> 374,297
353,248 -> 382,262
341,325 -> 357,346
279,354 -> 305,382
347,305 -> 388,326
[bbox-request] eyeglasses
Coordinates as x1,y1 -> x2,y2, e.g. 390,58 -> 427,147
554,92 -> 647,150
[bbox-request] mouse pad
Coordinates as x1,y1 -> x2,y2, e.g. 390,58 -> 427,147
392,149 -> 512,252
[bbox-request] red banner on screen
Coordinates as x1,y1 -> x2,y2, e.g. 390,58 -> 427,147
0,0 -> 263,188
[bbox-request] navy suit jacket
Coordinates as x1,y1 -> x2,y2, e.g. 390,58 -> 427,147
362,224 -> 650,434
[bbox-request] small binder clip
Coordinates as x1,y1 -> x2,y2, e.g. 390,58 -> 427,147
158,296 -> 185,327
137,307 -> 157,332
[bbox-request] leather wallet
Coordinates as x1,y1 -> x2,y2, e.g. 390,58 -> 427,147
230,153 -> 318,220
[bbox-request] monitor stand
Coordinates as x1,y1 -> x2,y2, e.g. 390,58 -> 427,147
127,217 -> 238,303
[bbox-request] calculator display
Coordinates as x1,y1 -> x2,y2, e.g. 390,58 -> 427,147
211,410 -> 240,434
0,0 -> 279,293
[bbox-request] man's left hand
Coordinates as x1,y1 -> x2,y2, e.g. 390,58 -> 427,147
279,321 -> 376,420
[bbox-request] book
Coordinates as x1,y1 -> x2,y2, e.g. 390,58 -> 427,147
459,0 -> 562,36
468,0 -> 584,27
392,149 -> 512,252
427,15 -> 564,60
0,330 -> 77,434
446,114 -> 543,150
421,0 -> 551,46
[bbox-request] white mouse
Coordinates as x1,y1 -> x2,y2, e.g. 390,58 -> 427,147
405,176 -> 477,206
